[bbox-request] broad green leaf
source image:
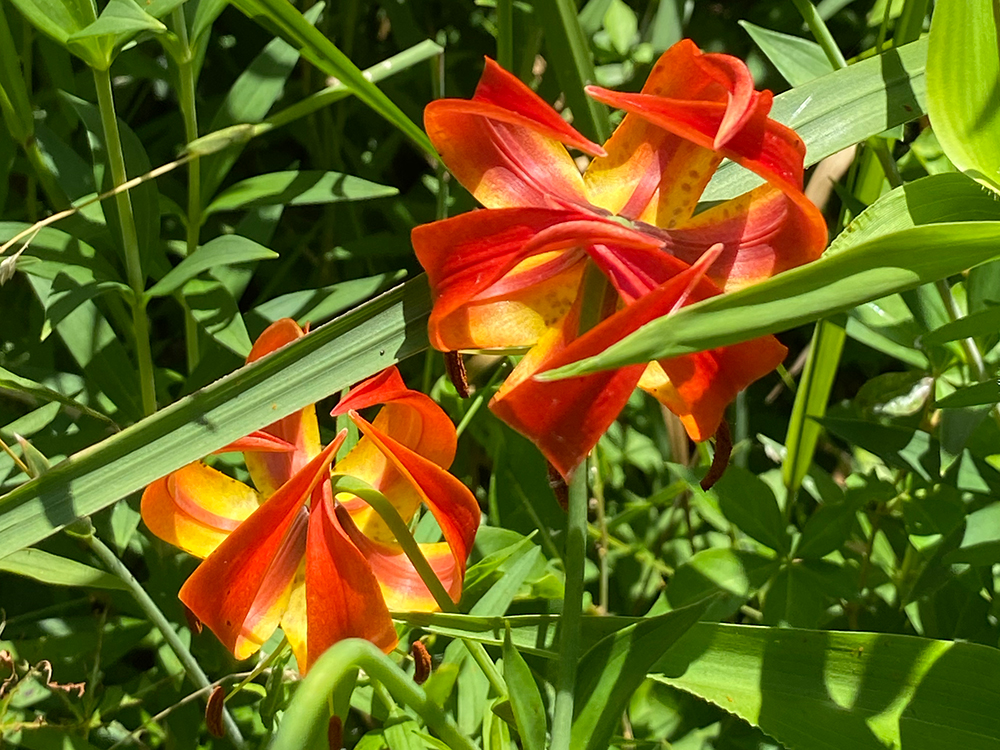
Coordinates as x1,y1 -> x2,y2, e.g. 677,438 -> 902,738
200,3 -> 323,200
571,600 -> 710,750
666,548 -> 779,620
204,170 -> 398,216
183,278 -> 253,357
67,0 -> 166,42
922,304 -> 1000,347
250,271 -> 406,327
0,367 -> 112,423
191,0 -> 228,42
936,382 -> 1000,409
41,277 -> 133,339
712,467 -> 790,555
943,503 -> 1000,567
927,0 -> 1000,190
762,563 -> 829,628
0,548 -> 127,590
228,0 -> 434,156
0,5 -> 35,145
543,175 -> 1000,379
705,37 -> 927,202
821,417 -> 1000,495
503,627 -> 546,750
652,624 -> 1000,750
603,0 -> 637,57
533,0 -> 611,143
7,0 -> 95,47
0,277 -> 431,555
795,502 -> 857,559
146,235 -> 277,298
741,21 -> 833,86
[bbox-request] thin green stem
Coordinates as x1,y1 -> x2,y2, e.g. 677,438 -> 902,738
328,474 -> 507,697
84,532 -> 245,748
551,467 -> 588,750
272,639 -> 477,750
790,0 -> 847,69
497,0 -> 513,71
92,68 -> 157,416
936,279 -> 989,383
172,7 -> 203,373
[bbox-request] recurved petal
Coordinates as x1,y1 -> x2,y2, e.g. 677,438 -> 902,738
243,319 -> 322,496
639,327 -> 787,441
141,463 -> 261,559
583,39 -> 740,224
490,302 -> 646,480
332,367 -> 457,468
426,58 -> 602,210
341,412 -> 480,601
660,183 -> 827,291
299,487 -> 397,672
413,207 -> 659,351
178,437 -> 341,662
336,507 -> 460,612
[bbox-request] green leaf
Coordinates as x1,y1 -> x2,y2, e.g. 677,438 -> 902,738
0,548 -> 127,590
571,599 -> 710,750
228,0 -> 434,157
741,21 -> 833,86
653,624 -> 1000,750
937,382 -> 1000,409
795,502 -> 857,559
184,278 -> 253,357
251,271 -> 406,327
922,304 -> 1000,347
603,0 -> 637,57
205,170 -> 398,216
783,318 -> 847,493
67,0 -> 166,41
666,548 -> 779,620
0,366 -> 113,423
543,175 -> 1000,379
502,627 -> 546,750
7,0 -> 95,47
147,235 -> 277,298
944,503 -> 1000,567
705,37 -> 927,202
712,467 -> 790,555
927,0 -> 1000,190
0,277 -> 431,555
533,0 -> 611,143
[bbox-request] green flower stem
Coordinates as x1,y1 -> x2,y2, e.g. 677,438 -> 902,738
551,466 -> 588,750
497,0 -> 513,71
272,639 -> 478,750
171,8 -> 203,374
329,474 -> 508,697
93,67 -> 157,417
790,0 -> 847,69
84,532 -> 245,748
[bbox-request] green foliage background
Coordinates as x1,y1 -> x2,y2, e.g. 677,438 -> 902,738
4,0 -> 1000,748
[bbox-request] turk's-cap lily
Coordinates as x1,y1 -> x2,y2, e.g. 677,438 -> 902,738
412,39 -> 828,479
141,319 -> 480,673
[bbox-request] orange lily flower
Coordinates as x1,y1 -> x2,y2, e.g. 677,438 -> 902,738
141,319 -> 480,673
412,40 -> 827,479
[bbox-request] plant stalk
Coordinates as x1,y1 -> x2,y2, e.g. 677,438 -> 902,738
85,532 -> 245,748
551,466 -> 588,750
92,68 -> 157,416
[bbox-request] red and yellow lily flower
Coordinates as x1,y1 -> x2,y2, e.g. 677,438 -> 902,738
413,40 -> 827,479
141,319 -> 480,673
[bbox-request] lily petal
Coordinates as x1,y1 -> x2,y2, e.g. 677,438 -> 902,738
582,39 -> 739,223
300,485 -> 398,672
214,431 -> 296,455
244,318 -> 323,496
491,301 -> 646,479
426,59 -> 604,210
141,463 -> 261,559
341,411 -> 480,602
179,435 -> 342,661
413,207 -> 660,351
660,183 -> 827,291
336,507 -> 460,612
